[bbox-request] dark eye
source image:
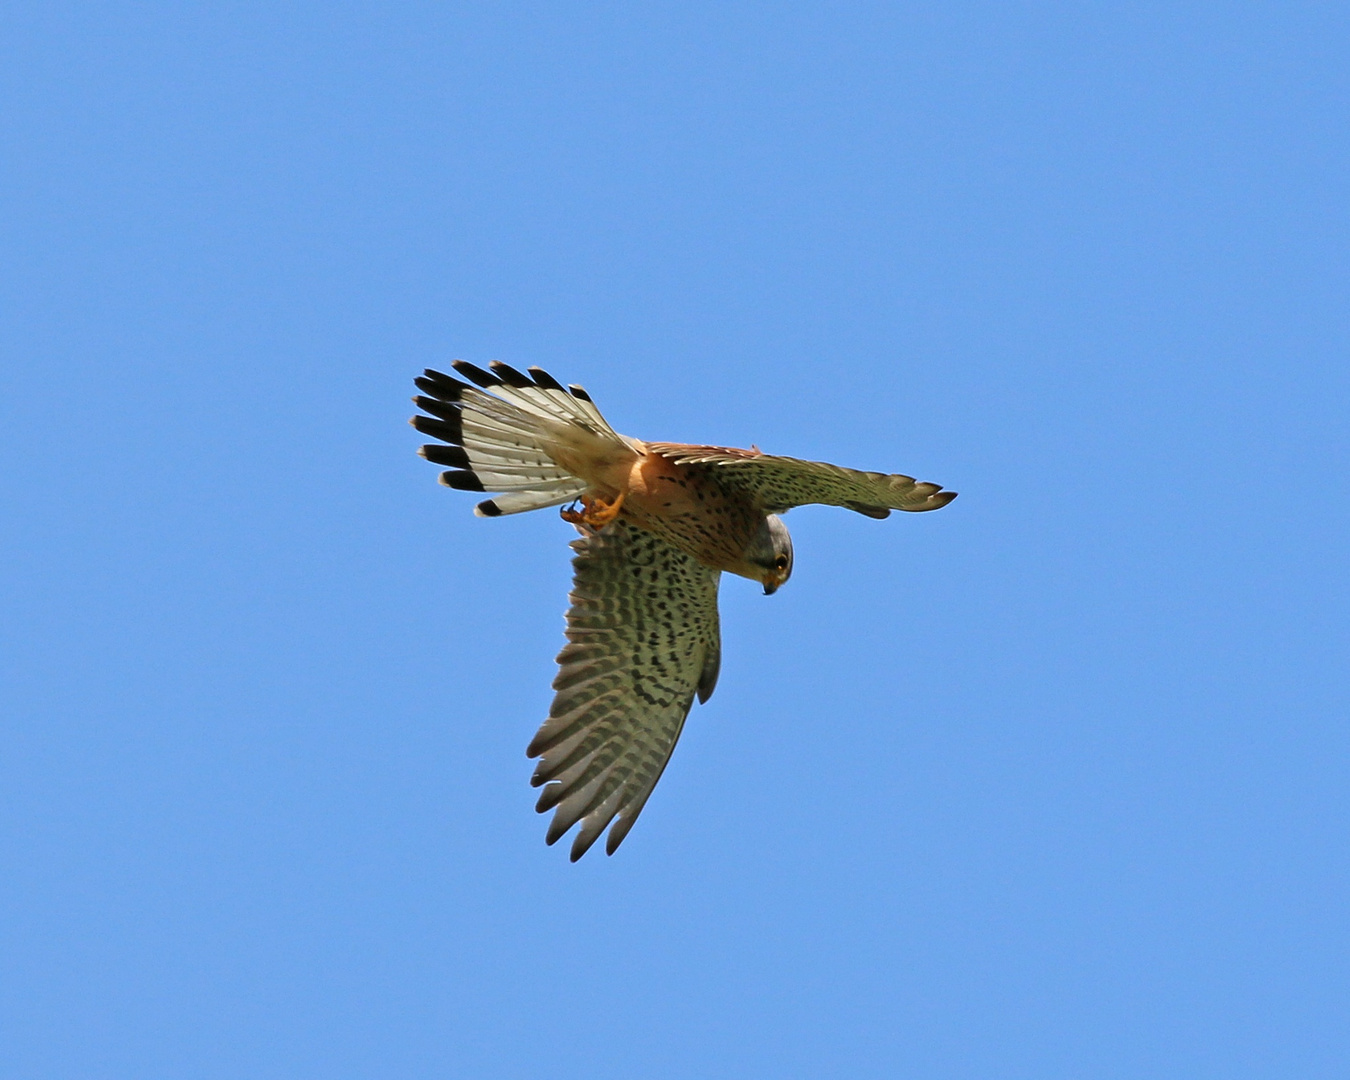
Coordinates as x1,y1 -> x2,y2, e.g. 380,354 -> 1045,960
774,555 -> 789,571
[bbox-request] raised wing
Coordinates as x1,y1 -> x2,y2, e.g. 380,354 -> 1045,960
645,443 -> 957,517
527,520 -> 722,860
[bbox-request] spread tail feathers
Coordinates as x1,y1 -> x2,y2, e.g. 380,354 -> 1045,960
411,361 -> 631,517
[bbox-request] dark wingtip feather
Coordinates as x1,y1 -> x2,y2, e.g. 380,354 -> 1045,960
419,444 -> 470,469
476,499 -> 503,517
902,489 -> 958,513
569,832 -> 599,861
451,360 -> 501,388
528,366 -> 565,392
415,369 -> 471,401
536,783 -> 564,814
526,725 -> 576,759
605,820 -> 630,855
410,412 -> 464,445
526,721 -> 571,758
488,360 -> 533,388
412,394 -> 462,422
545,811 -> 572,845
439,470 -> 485,492
567,384 -> 593,403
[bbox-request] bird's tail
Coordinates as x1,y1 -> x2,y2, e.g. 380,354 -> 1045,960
411,361 -> 634,517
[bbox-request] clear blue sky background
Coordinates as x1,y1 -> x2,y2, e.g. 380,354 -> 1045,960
3,4 -> 1347,1078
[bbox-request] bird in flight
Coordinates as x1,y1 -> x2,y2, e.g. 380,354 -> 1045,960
411,361 -> 956,860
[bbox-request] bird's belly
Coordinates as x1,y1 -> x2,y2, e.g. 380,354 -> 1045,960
619,453 -> 760,571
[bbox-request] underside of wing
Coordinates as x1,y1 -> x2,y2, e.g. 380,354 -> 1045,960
645,443 -> 957,516
527,521 -> 722,861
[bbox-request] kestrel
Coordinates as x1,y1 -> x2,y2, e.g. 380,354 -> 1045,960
412,361 -> 956,860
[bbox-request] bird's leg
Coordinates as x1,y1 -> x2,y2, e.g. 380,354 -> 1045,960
585,491 -> 625,528
559,492 -> 626,529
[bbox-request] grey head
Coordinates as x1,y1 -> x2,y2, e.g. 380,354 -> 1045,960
743,513 -> 794,595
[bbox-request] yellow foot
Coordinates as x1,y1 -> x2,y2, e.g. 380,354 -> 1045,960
560,492 -> 626,529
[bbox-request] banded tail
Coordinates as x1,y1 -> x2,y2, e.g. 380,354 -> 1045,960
411,361 -> 633,517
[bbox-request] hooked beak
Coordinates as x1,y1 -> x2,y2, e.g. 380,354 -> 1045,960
763,580 -> 778,596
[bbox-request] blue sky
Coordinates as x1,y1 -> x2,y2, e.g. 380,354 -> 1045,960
3,3 -> 1347,1077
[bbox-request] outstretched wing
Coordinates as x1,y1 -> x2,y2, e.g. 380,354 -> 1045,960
645,443 -> 957,518
527,521 -> 722,861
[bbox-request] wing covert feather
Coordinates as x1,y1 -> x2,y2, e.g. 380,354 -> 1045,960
528,521 -> 722,860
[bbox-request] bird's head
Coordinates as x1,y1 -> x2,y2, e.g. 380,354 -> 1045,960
737,513 -> 793,595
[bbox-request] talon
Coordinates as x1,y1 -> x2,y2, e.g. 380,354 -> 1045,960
559,497 -> 586,524
558,493 -> 625,529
